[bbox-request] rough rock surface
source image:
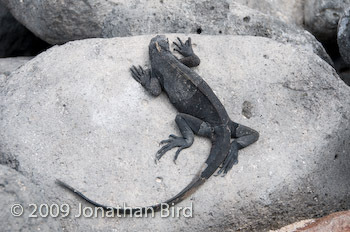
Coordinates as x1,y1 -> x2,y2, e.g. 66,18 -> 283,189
0,165 -> 61,232
0,2 -> 49,57
0,57 -> 32,76
1,35 -> 349,231
235,0 -> 305,26
0,0 -> 331,64
304,0 -> 350,42
338,8 -> 350,66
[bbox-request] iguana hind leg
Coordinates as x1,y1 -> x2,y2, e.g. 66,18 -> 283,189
156,113 -> 213,163
217,120 -> 259,176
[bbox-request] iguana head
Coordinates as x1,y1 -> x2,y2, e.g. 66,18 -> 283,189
149,35 -> 170,53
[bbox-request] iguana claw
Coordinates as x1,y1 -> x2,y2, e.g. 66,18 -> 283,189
130,65 -> 149,86
155,135 -> 191,163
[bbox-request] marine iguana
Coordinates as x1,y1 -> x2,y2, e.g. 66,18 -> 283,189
57,35 -> 259,214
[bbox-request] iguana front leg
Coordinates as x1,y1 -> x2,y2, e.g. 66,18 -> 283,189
173,37 -> 200,68
130,65 -> 162,96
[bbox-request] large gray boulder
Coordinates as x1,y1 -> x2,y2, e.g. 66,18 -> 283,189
304,0 -> 350,42
0,0 -> 332,65
1,34 -> 349,231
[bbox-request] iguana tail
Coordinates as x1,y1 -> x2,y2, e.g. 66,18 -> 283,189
57,126 -> 231,214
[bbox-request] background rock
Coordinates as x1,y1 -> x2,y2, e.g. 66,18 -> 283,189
0,165 -> 61,232
338,8 -> 350,66
335,8 -> 350,87
1,34 -> 349,231
235,0 -> 305,26
333,56 -> 350,86
0,0 -> 332,65
0,57 -> 32,76
304,0 -> 350,43
0,2 -> 49,58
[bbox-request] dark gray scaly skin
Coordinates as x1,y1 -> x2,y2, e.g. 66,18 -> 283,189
57,35 -> 259,214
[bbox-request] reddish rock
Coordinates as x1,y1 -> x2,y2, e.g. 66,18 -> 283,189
273,211 -> 350,232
